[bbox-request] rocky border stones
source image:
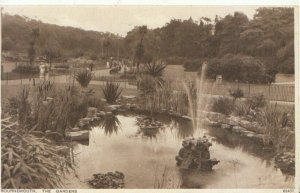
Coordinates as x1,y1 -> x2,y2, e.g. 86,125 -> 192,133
176,137 -> 219,171
88,171 -> 125,189
274,152 -> 295,175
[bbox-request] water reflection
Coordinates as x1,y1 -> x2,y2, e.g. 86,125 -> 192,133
135,117 -> 160,140
141,128 -> 159,139
134,115 -> 195,140
177,145 -> 294,188
99,115 -> 121,136
169,118 -> 194,139
205,125 -> 275,160
150,114 -> 195,139
69,114 -> 294,189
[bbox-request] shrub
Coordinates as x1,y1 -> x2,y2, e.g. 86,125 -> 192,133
229,88 -> 244,100
32,84 -> 90,134
67,94 -> 105,126
37,81 -> 55,100
13,63 -> 40,74
86,96 -> 105,110
89,53 -> 98,60
153,83 -> 189,115
68,94 -> 89,127
6,86 -> 31,124
119,74 -> 136,80
233,102 -> 249,117
54,64 -> 69,69
5,83 -> 96,137
109,68 -> 120,74
2,37 -> 14,51
246,94 -> 267,109
102,81 -> 122,104
257,104 -> 295,151
164,56 -> 186,65
184,58 -> 205,71
32,86 -> 74,136
1,120 -> 73,189
211,97 -> 234,115
75,69 -> 92,88
205,55 -> 272,84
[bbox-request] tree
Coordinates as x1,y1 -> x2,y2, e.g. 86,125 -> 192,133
213,12 -> 249,56
43,39 -> 61,67
240,7 -> 294,73
2,37 -> 14,51
138,62 -> 166,119
28,28 -> 40,65
103,39 -> 111,58
205,55 -> 271,83
135,25 -> 148,72
2,8 -> 295,77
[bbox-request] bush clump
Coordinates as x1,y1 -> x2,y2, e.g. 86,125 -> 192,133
257,104 -> 295,150
246,94 -> 267,110
6,86 -> 31,124
13,63 -> 40,74
164,56 -> 186,65
184,58 -> 206,71
54,64 -> 69,69
211,97 -> 234,115
233,101 -> 249,117
229,88 -> 244,101
205,55 -> 274,83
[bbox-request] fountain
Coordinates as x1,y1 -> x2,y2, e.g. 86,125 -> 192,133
176,62 -> 219,171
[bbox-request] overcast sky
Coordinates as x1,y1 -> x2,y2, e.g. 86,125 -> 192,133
3,5 -> 262,36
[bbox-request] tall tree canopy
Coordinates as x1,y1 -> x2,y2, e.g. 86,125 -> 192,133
2,7 -> 295,78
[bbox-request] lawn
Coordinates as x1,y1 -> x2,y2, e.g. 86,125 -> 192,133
1,61 -> 16,73
1,83 -> 138,104
162,65 -> 294,102
1,60 -> 107,80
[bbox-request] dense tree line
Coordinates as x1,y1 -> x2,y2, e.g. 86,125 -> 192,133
124,7 -> 294,82
2,7 -> 294,82
2,14 -> 125,61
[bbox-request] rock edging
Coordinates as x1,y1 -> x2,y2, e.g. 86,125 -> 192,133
176,137 -> 219,171
88,171 -> 125,189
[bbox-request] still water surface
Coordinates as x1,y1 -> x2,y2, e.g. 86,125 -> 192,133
67,114 -> 293,188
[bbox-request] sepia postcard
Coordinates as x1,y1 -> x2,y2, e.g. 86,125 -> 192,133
0,1 -> 298,193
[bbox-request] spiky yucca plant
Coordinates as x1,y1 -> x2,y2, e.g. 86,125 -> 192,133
138,62 -> 167,119
101,81 -> 122,104
257,104 -> 295,151
142,62 -> 167,88
75,69 -> 92,88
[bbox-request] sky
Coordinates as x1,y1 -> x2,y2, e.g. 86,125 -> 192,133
2,5 -> 263,36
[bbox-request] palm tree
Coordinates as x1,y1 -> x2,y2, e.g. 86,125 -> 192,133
103,39 -> 111,58
135,25 -> 148,72
138,62 -> 167,119
143,62 -> 166,88
28,28 -> 40,65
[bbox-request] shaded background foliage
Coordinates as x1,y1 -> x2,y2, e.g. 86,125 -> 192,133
2,7 -> 294,82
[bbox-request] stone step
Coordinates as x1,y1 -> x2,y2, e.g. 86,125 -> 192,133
66,130 -> 89,141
